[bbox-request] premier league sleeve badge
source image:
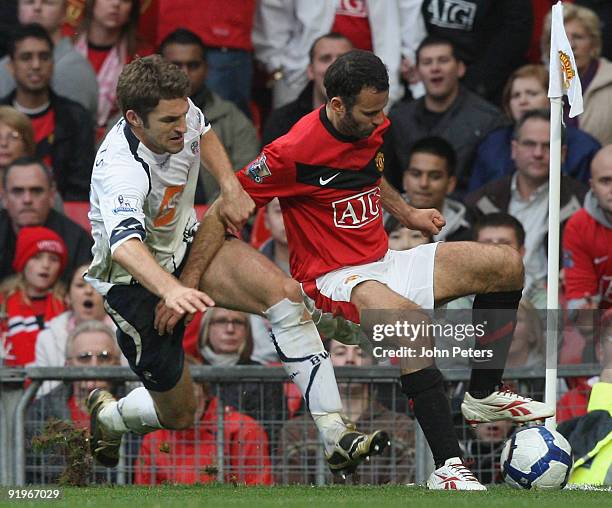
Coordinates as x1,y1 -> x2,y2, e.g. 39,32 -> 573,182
246,153 -> 272,183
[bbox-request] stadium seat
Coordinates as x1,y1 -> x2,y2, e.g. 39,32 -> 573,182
64,203 -> 210,236
63,201 -> 92,235
194,204 -> 209,220
250,208 -> 271,249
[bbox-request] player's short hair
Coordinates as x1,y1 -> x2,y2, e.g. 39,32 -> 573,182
416,35 -> 458,65
159,28 -> 208,61
308,32 -> 352,63
116,54 -> 190,123
3,156 -> 55,191
407,136 -> 457,177
8,23 -> 54,59
323,50 -> 389,110
473,212 -> 526,248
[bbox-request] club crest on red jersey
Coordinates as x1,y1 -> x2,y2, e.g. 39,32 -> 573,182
246,154 -> 272,183
375,152 -> 384,172
332,188 -> 381,229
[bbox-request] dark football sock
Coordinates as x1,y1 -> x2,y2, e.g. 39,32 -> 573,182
468,290 -> 522,398
401,368 -> 462,467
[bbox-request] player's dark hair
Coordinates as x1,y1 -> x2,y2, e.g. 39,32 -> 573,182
8,23 -> 54,59
116,54 -> 190,124
415,35 -> 458,65
473,212 -> 526,248
407,136 -> 457,177
3,156 -> 55,190
308,32 -> 352,63
513,108 -> 567,145
323,50 -> 389,110
159,28 -> 208,61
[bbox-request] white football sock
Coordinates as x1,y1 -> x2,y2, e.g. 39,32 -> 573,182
265,298 -> 346,452
99,387 -> 163,435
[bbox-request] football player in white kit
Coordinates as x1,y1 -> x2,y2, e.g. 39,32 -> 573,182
85,55 -> 389,476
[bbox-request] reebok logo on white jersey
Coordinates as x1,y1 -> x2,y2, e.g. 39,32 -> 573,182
319,172 -> 341,186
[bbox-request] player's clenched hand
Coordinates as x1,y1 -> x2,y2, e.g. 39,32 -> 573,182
154,285 -> 214,335
405,208 -> 446,236
219,185 -> 255,234
154,301 -> 199,336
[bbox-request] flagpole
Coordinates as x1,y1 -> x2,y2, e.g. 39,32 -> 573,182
545,0 -> 584,430
545,96 -> 562,429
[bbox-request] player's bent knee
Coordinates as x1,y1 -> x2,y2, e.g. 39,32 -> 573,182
279,277 -> 303,303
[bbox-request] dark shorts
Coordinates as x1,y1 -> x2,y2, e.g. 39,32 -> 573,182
104,280 -> 186,392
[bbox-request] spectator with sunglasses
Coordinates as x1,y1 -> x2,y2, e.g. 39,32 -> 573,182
29,320 -> 123,430
26,320 -> 127,482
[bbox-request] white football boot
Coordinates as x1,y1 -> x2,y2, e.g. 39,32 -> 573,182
461,388 -> 555,427
427,457 -> 487,490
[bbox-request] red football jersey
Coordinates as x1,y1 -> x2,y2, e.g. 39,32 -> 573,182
563,208 -> 612,309
237,107 -> 390,282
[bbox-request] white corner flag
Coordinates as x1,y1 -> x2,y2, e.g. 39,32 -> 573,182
547,1 -> 583,117
544,2 -> 584,430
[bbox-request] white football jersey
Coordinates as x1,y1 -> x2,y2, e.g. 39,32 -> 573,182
86,99 -> 210,295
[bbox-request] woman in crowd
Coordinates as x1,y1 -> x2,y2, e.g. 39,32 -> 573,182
0,106 -> 35,196
541,4 -> 612,146
34,262 -> 116,396
74,0 -> 153,138
469,64 -> 601,192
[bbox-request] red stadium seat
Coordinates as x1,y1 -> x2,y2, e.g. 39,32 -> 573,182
63,201 -> 92,235
250,208 -> 271,249
194,204 -> 209,220
63,203 -> 209,237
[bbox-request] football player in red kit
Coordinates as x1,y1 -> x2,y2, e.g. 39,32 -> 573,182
208,51 -> 554,489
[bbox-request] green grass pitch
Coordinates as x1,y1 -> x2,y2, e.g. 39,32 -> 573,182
1,484 -> 610,508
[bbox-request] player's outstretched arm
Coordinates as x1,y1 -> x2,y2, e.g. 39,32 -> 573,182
379,177 -> 445,236
180,200 -> 225,290
154,201 -> 225,335
112,238 -> 214,318
200,129 -> 255,233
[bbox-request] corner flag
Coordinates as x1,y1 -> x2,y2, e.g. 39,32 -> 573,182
547,1 -> 583,117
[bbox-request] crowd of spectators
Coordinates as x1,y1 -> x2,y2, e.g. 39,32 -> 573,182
0,0 -> 611,486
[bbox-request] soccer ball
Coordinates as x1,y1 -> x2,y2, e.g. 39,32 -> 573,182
500,426 -> 573,489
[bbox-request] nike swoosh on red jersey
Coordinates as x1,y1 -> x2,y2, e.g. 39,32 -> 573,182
319,172 -> 341,185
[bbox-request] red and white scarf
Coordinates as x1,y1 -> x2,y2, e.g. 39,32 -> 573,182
75,34 -> 127,128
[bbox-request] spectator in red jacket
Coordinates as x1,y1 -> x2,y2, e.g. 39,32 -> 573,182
563,145 -> 612,313
134,356 -> 273,486
0,226 -> 66,366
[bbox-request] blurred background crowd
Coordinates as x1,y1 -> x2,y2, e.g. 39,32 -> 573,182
0,0 -> 610,487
